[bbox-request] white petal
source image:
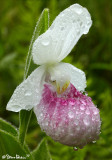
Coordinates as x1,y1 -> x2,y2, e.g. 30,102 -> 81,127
6,65 -> 46,112
48,62 -> 86,91
32,4 -> 92,65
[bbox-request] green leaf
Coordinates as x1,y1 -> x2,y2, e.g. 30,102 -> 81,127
0,119 -> 31,157
32,138 -> 51,160
0,118 -> 18,137
0,130 -> 32,159
24,8 -> 49,79
19,8 -> 49,146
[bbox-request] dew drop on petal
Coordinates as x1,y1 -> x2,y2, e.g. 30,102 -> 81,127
73,147 -> 78,151
76,29 -> 80,35
74,5 -> 83,15
25,90 -> 32,96
61,129 -> 64,133
83,117 -> 90,126
87,20 -> 91,26
69,100 -> 75,105
83,27 -> 89,34
61,13 -> 64,17
45,122 -> 48,126
93,108 -> 99,115
85,91 -> 88,96
36,89 -> 39,94
92,116 -> 95,121
76,110 -> 79,115
80,105 -> 85,111
85,109 -> 90,115
25,105 -> 32,110
40,113 -> 43,117
60,26 -> 64,31
68,111 -> 74,118
74,120 -> 79,125
92,141 -> 96,143
41,38 -> 50,46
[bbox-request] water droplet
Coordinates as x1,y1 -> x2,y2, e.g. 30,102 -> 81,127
85,91 -> 88,96
81,101 -> 86,105
41,38 -> 50,46
69,100 -> 75,105
60,26 -> 64,31
25,90 -> 32,96
61,129 -> 64,133
40,113 -> 43,117
76,111 -> 79,114
45,122 -> 48,126
92,116 -> 95,121
85,109 -> 90,115
61,100 -> 67,106
26,105 -> 32,110
21,88 -> 24,91
92,141 -> 96,143
87,20 -> 92,26
83,117 -> 90,126
68,111 -> 74,118
36,89 -> 39,93
76,29 -> 80,35
61,13 -> 64,17
80,105 -> 85,111
73,147 -> 78,151
75,7 -> 83,15
83,27 -> 89,34
86,16 -> 90,20
73,106 -> 76,110
74,120 -> 79,125
93,108 -> 99,115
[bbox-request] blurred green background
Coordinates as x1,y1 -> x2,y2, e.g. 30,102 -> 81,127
0,0 -> 112,159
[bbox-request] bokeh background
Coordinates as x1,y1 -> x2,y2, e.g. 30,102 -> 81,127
0,0 -> 112,159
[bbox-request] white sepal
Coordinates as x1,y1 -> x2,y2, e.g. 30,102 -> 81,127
6,65 -> 46,112
32,4 -> 92,65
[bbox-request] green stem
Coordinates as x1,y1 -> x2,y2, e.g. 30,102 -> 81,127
19,9 -> 49,146
19,110 -> 32,145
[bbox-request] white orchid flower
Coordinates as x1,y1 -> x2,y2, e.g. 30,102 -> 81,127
7,4 -> 101,148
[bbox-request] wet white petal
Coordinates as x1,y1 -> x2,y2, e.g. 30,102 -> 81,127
6,65 -> 46,112
48,62 -> 86,91
32,4 -> 92,65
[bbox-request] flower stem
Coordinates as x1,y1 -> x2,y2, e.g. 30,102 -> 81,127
18,8 -> 49,146
19,110 -> 32,145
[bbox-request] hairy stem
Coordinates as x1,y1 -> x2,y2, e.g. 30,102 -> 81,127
19,9 -> 49,146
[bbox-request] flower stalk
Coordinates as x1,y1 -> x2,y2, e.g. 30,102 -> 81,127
18,9 -> 49,145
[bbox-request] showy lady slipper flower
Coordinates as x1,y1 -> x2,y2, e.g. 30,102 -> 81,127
7,4 -> 101,149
